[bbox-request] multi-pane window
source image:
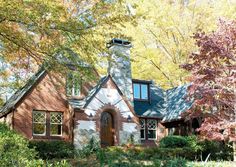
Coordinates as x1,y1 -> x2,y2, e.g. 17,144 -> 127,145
33,111 -> 46,135
140,119 -> 145,140
133,83 -> 148,100
66,73 -> 81,96
140,119 -> 157,140
32,110 -> 63,137
147,119 -> 157,140
50,112 -> 63,136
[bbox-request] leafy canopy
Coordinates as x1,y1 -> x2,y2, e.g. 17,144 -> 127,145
0,0 -> 136,99
124,0 -> 236,89
182,19 -> 236,142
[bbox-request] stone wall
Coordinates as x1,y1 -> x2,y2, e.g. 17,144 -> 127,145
74,128 -> 100,150
119,130 -> 140,145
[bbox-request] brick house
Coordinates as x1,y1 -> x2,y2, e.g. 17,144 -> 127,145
0,39 -> 200,149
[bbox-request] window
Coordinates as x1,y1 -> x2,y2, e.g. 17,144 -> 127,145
147,119 -> 157,140
50,112 -> 63,136
33,110 -> 63,137
66,73 -> 81,96
133,83 -> 148,100
140,119 -> 157,140
33,111 -> 46,135
140,119 -> 145,140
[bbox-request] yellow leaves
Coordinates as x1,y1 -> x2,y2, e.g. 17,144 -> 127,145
120,0 -> 236,89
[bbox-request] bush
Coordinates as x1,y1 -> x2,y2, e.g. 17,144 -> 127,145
159,135 -> 189,148
29,140 -> 75,160
0,123 -> 37,166
199,140 -> 233,161
76,137 -> 100,158
158,135 -> 233,161
163,158 -> 187,167
24,159 -> 71,167
0,123 -> 72,166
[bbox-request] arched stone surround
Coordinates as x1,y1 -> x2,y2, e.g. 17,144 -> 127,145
73,78 -> 140,149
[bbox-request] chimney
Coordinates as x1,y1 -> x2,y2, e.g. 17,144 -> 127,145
107,38 -> 133,105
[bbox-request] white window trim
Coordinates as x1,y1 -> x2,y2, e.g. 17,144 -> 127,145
140,119 -> 146,140
50,112 -> 63,137
147,119 -> 157,140
33,111 -> 46,136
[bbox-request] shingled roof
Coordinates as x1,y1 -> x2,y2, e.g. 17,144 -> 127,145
133,84 -> 165,118
162,84 -> 193,122
0,67 -> 46,117
133,83 -> 193,122
0,70 -> 193,122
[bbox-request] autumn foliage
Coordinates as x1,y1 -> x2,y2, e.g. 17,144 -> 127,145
182,19 -> 236,141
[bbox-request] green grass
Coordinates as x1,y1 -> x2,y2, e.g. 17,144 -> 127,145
187,161 -> 236,167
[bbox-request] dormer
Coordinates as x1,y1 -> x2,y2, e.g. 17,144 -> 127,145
132,79 -> 152,102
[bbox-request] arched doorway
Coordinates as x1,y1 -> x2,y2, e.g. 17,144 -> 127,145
100,111 -> 114,147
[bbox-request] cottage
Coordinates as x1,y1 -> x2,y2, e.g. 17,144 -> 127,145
0,39 -> 200,149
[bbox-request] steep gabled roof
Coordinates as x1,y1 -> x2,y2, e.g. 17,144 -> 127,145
68,75 -> 127,109
0,65 -> 193,123
162,84 -> 193,122
0,67 -> 46,117
133,83 -> 193,122
68,75 -> 109,109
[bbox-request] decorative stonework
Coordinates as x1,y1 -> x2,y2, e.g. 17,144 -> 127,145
74,121 -> 100,150
73,43 -> 140,147
108,45 -> 133,105
119,130 -> 140,145
85,88 -> 134,119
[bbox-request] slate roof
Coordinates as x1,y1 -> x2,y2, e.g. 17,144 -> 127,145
0,70 -> 193,122
0,67 -> 46,117
133,83 -> 193,122
162,84 -> 193,122
134,84 -> 165,118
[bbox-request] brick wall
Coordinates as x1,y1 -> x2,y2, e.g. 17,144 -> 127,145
12,72 -> 73,141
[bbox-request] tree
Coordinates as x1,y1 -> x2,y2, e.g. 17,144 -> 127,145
182,19 -> 236,159
0,0 -> 136,101
123,0 -> 236,89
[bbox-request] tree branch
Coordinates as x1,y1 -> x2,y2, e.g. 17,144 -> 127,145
150,60 -> 174,87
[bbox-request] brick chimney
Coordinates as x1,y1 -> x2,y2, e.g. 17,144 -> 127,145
107,38 -> 133,105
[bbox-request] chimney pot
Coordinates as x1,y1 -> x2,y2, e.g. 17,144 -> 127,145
107,38 -> 132,48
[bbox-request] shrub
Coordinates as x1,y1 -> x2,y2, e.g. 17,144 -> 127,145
158,135 -> 233,161
76,137 -> 100,158
163,158 -> 187,167
0,123 -> 37,166
199,140 -> 233,161
29,140 -> 75,160
159,135 -> 188,148
24,159 -> 71,167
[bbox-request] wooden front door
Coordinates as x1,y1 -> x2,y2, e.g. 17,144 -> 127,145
100,112 -> 114,147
